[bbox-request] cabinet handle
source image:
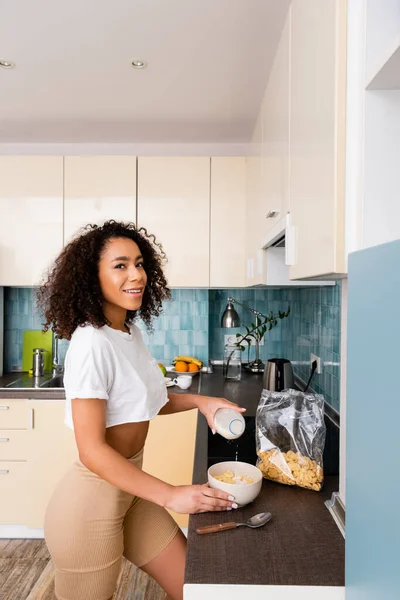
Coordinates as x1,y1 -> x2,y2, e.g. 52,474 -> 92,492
0,406 -> 10,410
0,438 -> 9,442
29,408 -> 34,430
285,213 -> 296,266
0,470 -> 9,474
266,210 -> 279,219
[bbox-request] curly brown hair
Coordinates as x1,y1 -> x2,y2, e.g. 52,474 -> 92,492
36,220 -> 171,340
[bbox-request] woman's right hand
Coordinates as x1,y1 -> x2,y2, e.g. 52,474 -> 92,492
165,483 -> 238,514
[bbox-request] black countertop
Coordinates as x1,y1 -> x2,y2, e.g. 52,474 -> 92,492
185,367 -> 345,587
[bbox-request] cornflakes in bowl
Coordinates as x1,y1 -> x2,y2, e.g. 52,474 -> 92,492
208,461 -> 262,507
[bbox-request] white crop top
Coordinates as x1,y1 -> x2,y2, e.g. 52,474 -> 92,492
64,323 -> 169,430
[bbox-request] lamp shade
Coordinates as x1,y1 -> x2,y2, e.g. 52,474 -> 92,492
221,302 -> 240,328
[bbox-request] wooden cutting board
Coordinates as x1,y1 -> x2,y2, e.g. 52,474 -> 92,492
22,330 -> 53,372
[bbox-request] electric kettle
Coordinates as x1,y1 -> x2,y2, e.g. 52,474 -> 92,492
263,358 -> 294,392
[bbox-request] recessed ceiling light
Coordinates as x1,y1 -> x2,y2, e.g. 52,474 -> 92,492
131,59 -> 148,69
0,60 -> 15,69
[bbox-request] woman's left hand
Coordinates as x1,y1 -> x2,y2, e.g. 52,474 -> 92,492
197,396 -> 246,434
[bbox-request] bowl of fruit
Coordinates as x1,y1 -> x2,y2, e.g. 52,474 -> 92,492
169,356 -> 202,376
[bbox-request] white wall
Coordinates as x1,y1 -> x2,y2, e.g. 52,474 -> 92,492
366,0 -> 400,84
343,0 -> 400,507
363,90 -> 400,248
346,1 -> 400,255
346,1 -> 400,253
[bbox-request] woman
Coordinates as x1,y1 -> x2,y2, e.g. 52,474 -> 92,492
38,220 -> 245,600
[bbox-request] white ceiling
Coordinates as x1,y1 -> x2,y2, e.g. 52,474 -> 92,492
0,0 -> 290,143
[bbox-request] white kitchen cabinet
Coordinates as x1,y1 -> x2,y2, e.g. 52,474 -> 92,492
0,398 -> 33,429
288,0 -> 346,279
0,399 -> 77,529
0,462 -> 28,524
0,399 -> 30,524
137,157 -> 210,287
25,400 -> 77,528
261,10 -> 290,236
245,113 -> 265,286
245,10 -> 290,286
0,430 -> 29,460
0,157 -> 63,286
210,157 -> 246,288
64,156 -> 137,244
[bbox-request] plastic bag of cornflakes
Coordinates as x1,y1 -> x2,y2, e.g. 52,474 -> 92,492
256,389 -> 326,491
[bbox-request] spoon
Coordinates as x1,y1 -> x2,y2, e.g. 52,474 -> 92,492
196,512 -> 272,535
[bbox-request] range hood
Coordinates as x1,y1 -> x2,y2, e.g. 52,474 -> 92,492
264,247 -> 334,286
262,215 -> 335,287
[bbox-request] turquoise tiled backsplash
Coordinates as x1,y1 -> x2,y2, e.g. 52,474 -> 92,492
280,284 -> 342,412
2,288 -> 209,372
209,289 -> 289,362
3,284 -> 341,411
138,289 -> 209,364
211,285 -> 341,412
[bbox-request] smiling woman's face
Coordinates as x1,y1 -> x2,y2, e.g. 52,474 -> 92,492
98,237 -> 148,321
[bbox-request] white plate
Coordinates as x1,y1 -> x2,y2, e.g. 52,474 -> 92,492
167,367 -> 200,377
164,377 -> 176,388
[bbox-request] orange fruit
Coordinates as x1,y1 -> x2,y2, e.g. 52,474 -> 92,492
188,363 -> 199,372
175,361 -> 188,372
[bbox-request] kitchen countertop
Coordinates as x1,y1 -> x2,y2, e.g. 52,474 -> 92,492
0,369 -> 201,400
185,368 -> 345,588
1,365 -> 344,588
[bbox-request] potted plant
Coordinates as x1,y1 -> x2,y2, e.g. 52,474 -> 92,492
223,306 -> 291,379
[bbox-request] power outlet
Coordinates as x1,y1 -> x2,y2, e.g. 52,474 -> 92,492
310,353 -> 321,374
224,334 -> 264,346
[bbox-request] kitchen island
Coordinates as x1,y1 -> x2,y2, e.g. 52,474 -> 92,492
184,368 -> 345,599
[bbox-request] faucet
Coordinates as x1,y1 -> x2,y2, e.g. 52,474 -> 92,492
52,334 -> 64,377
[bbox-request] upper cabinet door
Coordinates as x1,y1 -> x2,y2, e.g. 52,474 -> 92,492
64,156 -> 137,244
138,157 -> 210,287
289,0 -> 347,279
261,10 -> 290,234
0,156 -> 63,286
210,157 -> 246,288
245,113 -> 265,286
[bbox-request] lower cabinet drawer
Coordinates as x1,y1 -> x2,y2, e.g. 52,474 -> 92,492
0,401 -> 33,430
0,430 -> 29,460
0,461 -> 28,524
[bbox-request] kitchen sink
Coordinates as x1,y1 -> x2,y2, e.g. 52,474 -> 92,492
207,416 -> 257,469
5,374 -> 64,389
6,376 -> 43,389
39,375 -> 64,388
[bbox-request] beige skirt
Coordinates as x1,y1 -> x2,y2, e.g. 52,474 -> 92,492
44,448 -> 179,600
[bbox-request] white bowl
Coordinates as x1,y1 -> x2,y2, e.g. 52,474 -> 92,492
208,461 -> 263,507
